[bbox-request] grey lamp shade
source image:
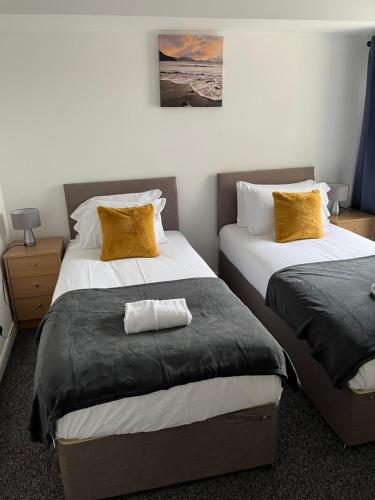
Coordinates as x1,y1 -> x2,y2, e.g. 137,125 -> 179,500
327,183 -> 349,203
10,208 -> 41,230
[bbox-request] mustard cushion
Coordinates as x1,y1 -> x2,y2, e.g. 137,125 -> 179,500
272,189 -> 323,243
97,204 -> 159,261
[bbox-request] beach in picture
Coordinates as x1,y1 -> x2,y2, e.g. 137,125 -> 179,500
158,34 -> 223,107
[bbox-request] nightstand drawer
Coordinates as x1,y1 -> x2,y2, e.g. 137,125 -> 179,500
7,255 -> 60,278
15,295 -> 52,320
341,220 -> 375,239
11,275 -> 58,299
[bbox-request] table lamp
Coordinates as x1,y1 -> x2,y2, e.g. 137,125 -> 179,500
327,183 -> 349,216
10,208 -> 41,246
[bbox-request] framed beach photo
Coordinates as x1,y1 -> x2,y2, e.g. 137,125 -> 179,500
158,34 -> 223,107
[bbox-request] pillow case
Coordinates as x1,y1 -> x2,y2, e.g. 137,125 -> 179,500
98,204 -> 159,261
236,180 -> 330,235
71,189 -> 162,221
70,197 -> 166,250
273,189 -> 324,243
237,180 -> 319,227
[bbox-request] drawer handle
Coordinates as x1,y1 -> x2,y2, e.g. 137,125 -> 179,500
36,303 -> 42,308
34,283 -> 40,288
227,414 -> 271,422
31,263 -> 37,267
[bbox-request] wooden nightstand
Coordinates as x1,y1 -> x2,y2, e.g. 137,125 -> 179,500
330,209 -> 375,240
3,238 -> 64,329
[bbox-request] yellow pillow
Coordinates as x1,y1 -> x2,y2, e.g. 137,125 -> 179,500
97,204 -> 159,261
272,189 -> 323,243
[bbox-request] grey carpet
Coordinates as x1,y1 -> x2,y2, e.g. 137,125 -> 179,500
1,331 -> 375,500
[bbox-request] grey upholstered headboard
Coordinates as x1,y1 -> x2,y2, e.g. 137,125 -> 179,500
64,177 -> 179,238
217,166 -> 315,233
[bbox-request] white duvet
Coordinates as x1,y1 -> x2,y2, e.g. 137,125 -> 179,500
220,223 -> 375,392
55,231 -> 282,441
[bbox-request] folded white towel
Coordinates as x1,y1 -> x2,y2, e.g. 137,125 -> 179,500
124,298 -> 192,334
371,283 -> 375,296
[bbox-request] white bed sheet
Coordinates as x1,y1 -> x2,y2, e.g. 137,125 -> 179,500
219,223 -> 375,392
55,231 -> 282,440
53,231 -> 215,302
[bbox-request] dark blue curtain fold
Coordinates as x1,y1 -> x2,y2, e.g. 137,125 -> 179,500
352,35 -> 375,214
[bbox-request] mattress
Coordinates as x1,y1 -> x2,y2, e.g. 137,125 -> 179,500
219,223 -> 375,392
54,231 -> 282,440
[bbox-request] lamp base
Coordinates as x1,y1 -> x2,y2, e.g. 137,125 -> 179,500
331,200 -> 341,216
24,229 -> 36,246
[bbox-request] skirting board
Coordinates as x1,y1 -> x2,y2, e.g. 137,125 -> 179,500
0,322 -> 17,383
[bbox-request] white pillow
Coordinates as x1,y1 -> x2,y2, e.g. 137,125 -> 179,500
70,198 -> 167,250
236,180 -> 331,236
71,189 -> 162,221
237,180 -> 316,226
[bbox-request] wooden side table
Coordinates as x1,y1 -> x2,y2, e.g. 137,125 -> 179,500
330,209 -> 375,240
3,237 -> 64,329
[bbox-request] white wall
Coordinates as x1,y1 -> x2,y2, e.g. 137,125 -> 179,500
0,24 -> 368,268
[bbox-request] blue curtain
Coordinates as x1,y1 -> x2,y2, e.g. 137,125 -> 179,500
352,36 -> 375,214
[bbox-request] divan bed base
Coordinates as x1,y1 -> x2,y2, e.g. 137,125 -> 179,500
219,250 -> 375,447
57,403 -> 279,500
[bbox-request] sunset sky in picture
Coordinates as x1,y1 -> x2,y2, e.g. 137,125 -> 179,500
159,35 -> 223,62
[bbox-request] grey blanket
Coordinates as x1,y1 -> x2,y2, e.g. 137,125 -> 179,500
266,255 -> 375,388
29,277 -> 296,445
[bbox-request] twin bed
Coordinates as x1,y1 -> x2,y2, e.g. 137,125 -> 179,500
30,177 -> 293,500
218,167 -> 375,446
